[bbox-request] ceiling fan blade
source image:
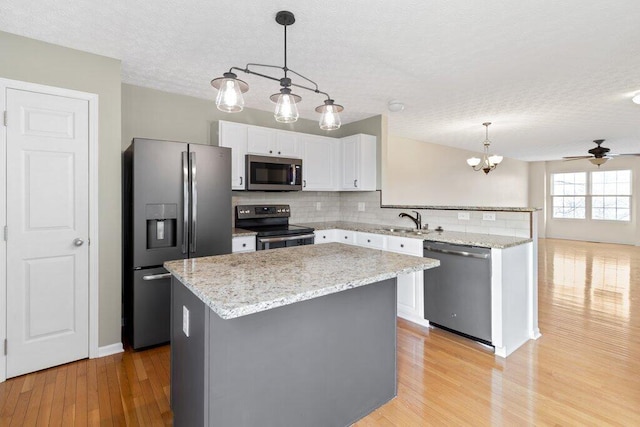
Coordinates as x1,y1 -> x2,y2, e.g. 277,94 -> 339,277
608,153 -> 640,157
562,155 -> 592,160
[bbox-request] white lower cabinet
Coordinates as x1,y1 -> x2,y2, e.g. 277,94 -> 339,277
314,229 -> 427,326
314,229 -> 337,244
386,236 -> 427,326
232,236 -> 256,253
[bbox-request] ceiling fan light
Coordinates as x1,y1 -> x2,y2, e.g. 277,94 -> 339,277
316,99 -> 343,130
211,73 -> 248,113
632,93 -> 640,105
467,157 -> 481,167
589,157 -> 608,166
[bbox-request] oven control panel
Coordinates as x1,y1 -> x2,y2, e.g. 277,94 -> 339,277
236,204 -> 291,219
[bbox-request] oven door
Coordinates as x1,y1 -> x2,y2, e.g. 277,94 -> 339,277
257,233 -> 315,250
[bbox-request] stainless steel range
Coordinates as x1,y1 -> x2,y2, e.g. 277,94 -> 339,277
235,204 -> 315,250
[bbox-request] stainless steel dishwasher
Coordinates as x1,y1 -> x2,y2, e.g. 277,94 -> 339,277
423,241 -> 492,345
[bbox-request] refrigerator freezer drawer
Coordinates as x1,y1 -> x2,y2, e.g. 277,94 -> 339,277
131,267 -> 171,349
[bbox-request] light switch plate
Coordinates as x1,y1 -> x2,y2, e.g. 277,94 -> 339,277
458,212 -> 470,220
482,212 -> 496,221
182,306 -> 189,337
358,202 -> 365,212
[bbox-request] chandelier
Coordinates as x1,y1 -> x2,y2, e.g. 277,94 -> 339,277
211,11 -> 343,130
466,122 -> 503,174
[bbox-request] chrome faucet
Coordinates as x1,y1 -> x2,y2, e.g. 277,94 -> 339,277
399,211 -> 422,230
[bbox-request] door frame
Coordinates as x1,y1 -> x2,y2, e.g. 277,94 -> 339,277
0,78 -> 99,382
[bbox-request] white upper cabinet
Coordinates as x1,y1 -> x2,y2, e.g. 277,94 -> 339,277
301,134 -> 338,191
247,126 -> 300,158
218,121 -> 248,190
216,121 -> 376,192
339,134 -> 377,191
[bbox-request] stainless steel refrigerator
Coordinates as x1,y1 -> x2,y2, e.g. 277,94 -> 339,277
123,138 -> 231,349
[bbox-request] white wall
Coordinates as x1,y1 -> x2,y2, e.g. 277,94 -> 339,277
529,158 -> 640,245
382,135 -> 530,207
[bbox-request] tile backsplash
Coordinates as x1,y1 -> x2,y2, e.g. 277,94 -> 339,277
233,191 -> 532,238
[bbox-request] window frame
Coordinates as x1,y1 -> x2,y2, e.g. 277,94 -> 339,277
549,169 -> 632,222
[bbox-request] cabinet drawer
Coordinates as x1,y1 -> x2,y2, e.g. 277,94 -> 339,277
387,236 -> 422,255
232,236 -> 256,253
314,229 -> 337,244
337,230 -> 356,245
356,232 -> 386,250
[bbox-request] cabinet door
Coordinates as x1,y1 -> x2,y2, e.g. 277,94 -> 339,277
218,121 -> 247,190
302,135 -> 337,191
314,229 -> 337,244
340,135 -> 359,190
232,236 -> 256,253
357,134 -> 377,191
275,131 -> 300,157
247,126 -> 277,155
397,273 -> 419,314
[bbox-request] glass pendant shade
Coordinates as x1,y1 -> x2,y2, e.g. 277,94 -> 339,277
272,90 -> 300,123
316,100 -> 344,130
211,73 -> 248,113
589,157 -> 607,166
488,155 -> 503,165
466,157 -> 481,167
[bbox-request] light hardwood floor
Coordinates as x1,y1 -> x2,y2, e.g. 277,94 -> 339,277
1,238 -> 639,425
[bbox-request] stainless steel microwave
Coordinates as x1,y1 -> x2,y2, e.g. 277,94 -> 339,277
245,154 -> 303,191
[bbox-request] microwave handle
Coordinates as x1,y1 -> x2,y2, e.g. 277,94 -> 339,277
291,164 -> 297,185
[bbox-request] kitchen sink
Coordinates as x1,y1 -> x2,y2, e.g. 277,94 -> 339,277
378,227 -> 413,233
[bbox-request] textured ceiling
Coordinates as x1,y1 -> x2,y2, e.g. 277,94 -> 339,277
2,0 -> 640,161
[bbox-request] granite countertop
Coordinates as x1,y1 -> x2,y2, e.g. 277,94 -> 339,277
164,242 -> 439,320
232,227 -> 257,237
299,221 -> 532,249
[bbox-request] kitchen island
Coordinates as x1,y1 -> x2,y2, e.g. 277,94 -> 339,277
164,243 -> 439,427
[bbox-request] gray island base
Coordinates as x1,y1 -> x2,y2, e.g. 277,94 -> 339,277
165,243 -> 439,427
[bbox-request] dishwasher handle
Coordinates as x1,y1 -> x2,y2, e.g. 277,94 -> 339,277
424,246 -> 490,259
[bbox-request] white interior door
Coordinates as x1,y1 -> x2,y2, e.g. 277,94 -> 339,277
5,88 -> 89,378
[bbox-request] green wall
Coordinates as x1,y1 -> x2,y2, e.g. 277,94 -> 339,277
0,31 -> 122,347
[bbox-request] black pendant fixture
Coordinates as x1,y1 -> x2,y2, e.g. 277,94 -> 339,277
211,11 -> 343,130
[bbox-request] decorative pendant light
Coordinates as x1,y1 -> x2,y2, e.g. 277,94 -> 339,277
466,122 -> 503,174
211,11 -> 343,130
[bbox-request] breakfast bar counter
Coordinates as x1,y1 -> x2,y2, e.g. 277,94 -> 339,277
164,243 -> 439,427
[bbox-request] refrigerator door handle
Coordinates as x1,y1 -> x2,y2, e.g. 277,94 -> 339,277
190,151 -> 197,253
182,151 -> 189,254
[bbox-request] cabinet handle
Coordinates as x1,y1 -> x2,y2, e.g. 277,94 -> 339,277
278,151 -> 281,154
367,239 -> 371,243
239,176 -> 243,186
303,180 -> 307,188
242,243 -> 246,247
344,236 -> 348,239
354,179 -> 358,188
400,244 -> 404,248
323,236 -> 326,239
269,150 -> 273,154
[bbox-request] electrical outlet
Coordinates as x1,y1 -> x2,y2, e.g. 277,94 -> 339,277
316,202 -> 322,211
482,212 -> 496,221
458,212 -> 470,221
183,306 -> 190,337
358,202 -> 365,212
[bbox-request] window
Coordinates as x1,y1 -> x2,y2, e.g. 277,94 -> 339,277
551,170 -> 632,221
551,172 -> 586,219
591,170 -> 631,221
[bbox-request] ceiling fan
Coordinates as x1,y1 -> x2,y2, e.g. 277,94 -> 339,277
562,139 -> 640,167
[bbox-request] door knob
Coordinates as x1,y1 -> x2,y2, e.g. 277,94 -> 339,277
73,238 -> 84,246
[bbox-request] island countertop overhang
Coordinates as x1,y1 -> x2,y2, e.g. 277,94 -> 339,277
164,242 -> 439,320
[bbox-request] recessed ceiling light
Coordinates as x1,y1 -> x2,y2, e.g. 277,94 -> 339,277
388,100 -> 405,112
632,93 -> 640,104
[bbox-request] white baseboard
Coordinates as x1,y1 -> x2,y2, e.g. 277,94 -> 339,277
96,342 -> 124,358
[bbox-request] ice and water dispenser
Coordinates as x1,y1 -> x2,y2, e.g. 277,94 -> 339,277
145,203 -> 177,249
